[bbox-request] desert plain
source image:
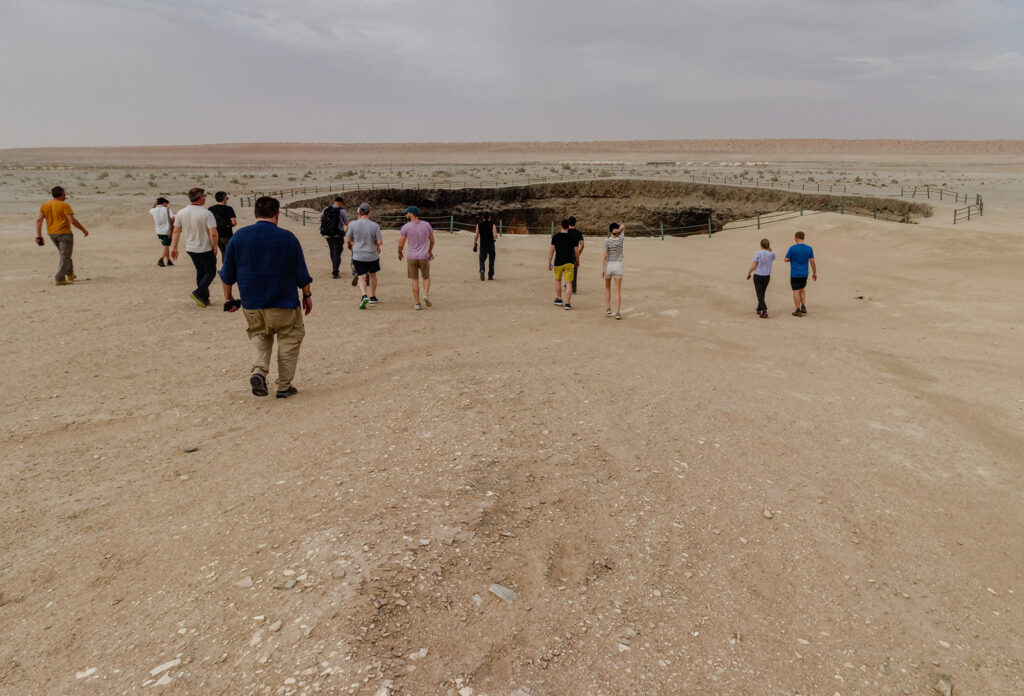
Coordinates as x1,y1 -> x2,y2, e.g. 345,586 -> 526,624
0,140 -> 1022,696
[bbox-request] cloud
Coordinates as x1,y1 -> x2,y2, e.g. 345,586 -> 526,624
1,0 -> 1022,146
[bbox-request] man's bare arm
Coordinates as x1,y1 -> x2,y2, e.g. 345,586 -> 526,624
35,212 -> 44,238
67,214 -> 88,237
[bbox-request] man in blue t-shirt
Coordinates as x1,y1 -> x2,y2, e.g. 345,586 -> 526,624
784,231 -> 817,316
220,196 -> 313,399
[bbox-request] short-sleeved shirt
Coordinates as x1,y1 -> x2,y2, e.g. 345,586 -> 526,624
551,231 -> 579,266
785,243 -> 814,277
571,228 -> 584,258
400,219 -> 434,260
40,199 -> 74,235
175,204 -> 218,253
219,221 -> 312,310
150,206 -> 173,235
604,234 -> 624,263
208,204 -> 237,239
753,249 -> 775,276
346,218 -> 383,261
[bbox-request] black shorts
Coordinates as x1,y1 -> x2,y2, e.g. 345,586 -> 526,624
353,259 -> 381,276
790,276 -> 808,291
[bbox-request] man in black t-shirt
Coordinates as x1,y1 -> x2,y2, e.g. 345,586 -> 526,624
547,218 -> 580,310
568,215 -> 584,293
208,191 -> 237,258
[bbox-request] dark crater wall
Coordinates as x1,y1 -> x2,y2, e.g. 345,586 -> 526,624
292,179 -> 931,234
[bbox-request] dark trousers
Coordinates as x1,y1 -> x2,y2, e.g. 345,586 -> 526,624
478,245 -> 495,278
326,236 -> 345,274
572,261 -> 579,293
753,274 -> 771,312
187,250 -> 217,303
218,234 -> 232,257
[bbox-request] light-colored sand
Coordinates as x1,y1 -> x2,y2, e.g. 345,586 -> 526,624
1,143 -> 1022,695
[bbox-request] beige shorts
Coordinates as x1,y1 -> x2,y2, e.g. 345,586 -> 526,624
604,261 -> 624,278
407,258 -> 430,279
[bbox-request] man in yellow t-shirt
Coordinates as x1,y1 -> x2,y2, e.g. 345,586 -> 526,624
35,186 -> 89,285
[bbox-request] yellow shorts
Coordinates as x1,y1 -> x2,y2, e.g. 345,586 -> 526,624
554,263 -> 575,282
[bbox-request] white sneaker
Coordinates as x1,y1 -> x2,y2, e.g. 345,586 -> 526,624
422,295 -> 432,307
414,303 -> 422,310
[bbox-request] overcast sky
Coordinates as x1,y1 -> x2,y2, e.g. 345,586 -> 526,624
1,0 -> 1022,147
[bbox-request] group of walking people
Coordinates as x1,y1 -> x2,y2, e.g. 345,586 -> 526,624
35,185 -> 819,401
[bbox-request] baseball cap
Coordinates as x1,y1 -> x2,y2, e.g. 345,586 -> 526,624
403,206 -> 420,216
358,202 -> 371,213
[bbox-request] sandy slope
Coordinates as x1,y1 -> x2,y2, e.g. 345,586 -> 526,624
0,147 -> 1022,696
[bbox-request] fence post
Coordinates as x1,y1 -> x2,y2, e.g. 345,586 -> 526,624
940,189 -> 943,201
953,210 -> 957,225
841,197 -> 845,214
449,215 -> 454,233
551,221 -> 554,235
967,207 -> 971,221
905,213 -> 909,223
757,212 -> 761,230
874,207 -> 877,219
707,217 -> 712,238
800,207 -> 803,216
660,222 -> 664,240
499,220 -> 503,236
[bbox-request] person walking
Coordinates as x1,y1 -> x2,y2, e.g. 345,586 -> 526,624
35,186 -> 89,285
319,196 -> 350,279
746,238 -> 775,318
601,222 -> 626,319
547,218 -> 580,310
150,197 -> 175,267
208,191 -> 237,258
220,196 -> 312,399
784,231 -> 817,317
171,187 -> 219,308
398,206 -> 435,310
473,212 -> 497,280
346,202 -> 383,309
568,216 -> 584,294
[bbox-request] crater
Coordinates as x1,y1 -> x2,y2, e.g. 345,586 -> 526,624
293,179 -> 931,235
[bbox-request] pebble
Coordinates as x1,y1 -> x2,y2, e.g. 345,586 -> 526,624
617,643 -> 630,652
489,584 -> 517,604
332,568 -> 346,579
235,576 -> 253,588
472,594 -> 483,607
155,674 -> 173,686
183,446 -> 198,453
75,668 -> 97,679
150,659 -> 181,676
934,674 -> 952,696
459,688 -> 475,696
268,620 -> 282,632
763,508 -> 774,519
419,538 -> 431,546
284,579 -> 297,589
408,648 -> 428,660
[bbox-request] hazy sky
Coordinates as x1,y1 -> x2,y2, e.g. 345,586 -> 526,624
2,0 -> 1023,147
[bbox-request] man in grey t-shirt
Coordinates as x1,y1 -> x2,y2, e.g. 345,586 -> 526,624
345,202 -> 383,309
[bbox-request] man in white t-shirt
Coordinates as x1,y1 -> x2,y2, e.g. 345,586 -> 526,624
149,197 -> 175,268
171,187 -> 219,308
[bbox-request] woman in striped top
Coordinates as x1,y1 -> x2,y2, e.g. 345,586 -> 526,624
602,222 -> 625,319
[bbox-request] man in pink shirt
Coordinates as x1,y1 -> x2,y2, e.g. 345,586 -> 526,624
397,206 -> 435,310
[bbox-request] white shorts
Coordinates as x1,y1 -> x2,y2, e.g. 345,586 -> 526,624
604,261 -> 624,278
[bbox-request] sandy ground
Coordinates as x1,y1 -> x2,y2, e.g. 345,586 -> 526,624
1,143 -> 1022,696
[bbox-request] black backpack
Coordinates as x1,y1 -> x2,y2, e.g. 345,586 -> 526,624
320,206 -> 342,236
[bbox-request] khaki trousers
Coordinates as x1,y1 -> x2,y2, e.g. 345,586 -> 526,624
50,233 -> 74,281
243,308 -> 305,391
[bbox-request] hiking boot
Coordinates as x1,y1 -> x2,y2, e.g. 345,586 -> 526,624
189,292 -> 208,308
55,279 -> 72,286
480,270 -> 485,281
250,373 -> 268,397
799,305 -> 807,315
792,310 -> 803,317
166,259 -> 174,266
422,295 -> 431,307
332,271 -> 340,279
66,273 -> 77,281
158,259 -> 165,267
275,386 -> 298,399
359,296 -> 369,309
